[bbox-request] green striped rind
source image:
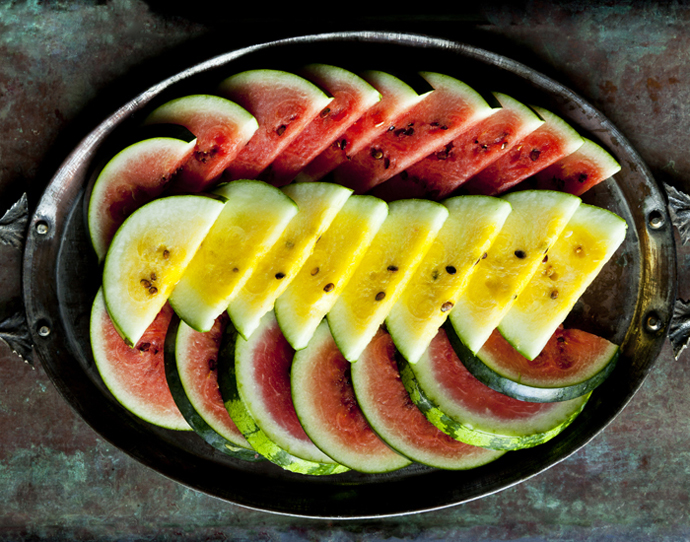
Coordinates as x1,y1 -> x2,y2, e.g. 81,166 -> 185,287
446,321 -> 619,403
399,357 -> 590,451
216,321 -> 348,475
163,315 -> 261,461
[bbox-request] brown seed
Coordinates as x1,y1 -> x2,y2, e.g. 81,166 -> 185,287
387,265 -> 398,272
275,272 -> 285,279
441,301 -> 454,312
149,286 -> 158,295
514,250 -> 526,259
375,291 -> 386,301
320,107 -> 331,118
150,272 -> 157,281
340,139 -> 347,150
276,125 -> 287,136
543,255 -> 549,263
530,149 -> 541,161
323,283 -> 334,292
445,266 -> 456,275
138,342 -> 151,352
551,290 -> 559,299
140,279 -> 151,288
233,267 -> 239,273
482,252 -> 488,259
162,249 -> 170,259
311,267 -> 320,276
371,148 -> 384,160
574,245 -> 583,254
431,270 -> 439,280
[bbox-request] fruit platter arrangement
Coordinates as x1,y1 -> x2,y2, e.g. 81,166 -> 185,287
22,33 -> 674,518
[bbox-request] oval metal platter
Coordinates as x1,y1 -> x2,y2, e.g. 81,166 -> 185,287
22,32 -> 675,519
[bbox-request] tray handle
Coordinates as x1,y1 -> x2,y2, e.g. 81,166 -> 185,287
0,193 -> 34,365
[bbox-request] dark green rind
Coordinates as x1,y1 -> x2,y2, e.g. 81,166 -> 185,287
163,315 -> 262,461
216,321 -> 349,475
399,357 -> 590,451
445,321 -> 620,403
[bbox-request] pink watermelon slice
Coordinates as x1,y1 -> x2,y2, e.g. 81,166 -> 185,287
90,289 -> 190,430
332,72 -> 496,194
144,94 -> 259,193
218,69 -> 332,181
530,138 -> 622,196
370,93 -> 544,202
294,70 -> 426,183
460,106 -> 584,196
261,64 -> 381,187
350,328 -> 505,470
401,328 -> 590,450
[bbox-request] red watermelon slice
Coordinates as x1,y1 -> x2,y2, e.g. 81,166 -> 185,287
261,64 -> 381,187
370,93 -> 544,202
218,69 -> 332,181
332,72 -> 496,194
460,106 -> 584,196
294,70 -> 426,183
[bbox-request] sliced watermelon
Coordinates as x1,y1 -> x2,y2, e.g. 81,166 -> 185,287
145,94 -> 258,193
218,70 -> 332,181
90,289 -> 190,431
87,137 -> 196,261
291,321 -> 411,473
164,313 -> 261,460
218,311 -> 348,474
294,70 -> 426,183
332,72 -> 495,194
350,328 -> 505,470
370,93 -> 544,202
461,106 -> 584,196
530,138 -> 622,196
449,324 -> 619,403
401,328 -> 590,450
261,64 -> 381,187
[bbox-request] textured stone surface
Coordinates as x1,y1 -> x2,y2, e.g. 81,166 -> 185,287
1,2 -> 690,540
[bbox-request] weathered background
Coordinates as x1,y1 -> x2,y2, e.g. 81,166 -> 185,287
2,1 -> 689,540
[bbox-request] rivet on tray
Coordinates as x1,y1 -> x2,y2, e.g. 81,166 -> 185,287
37,324 -> 51,337
35,221 -> 49,235
648,210 -> 664,230
645,312 -> 663,333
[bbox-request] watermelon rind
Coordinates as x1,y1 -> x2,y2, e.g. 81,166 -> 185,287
102,194 -> 226,347
399,329 -> 591,450
446,322 -> 620,403
163,315 -> 262,460
218,312 -> 348,475
291,320 -> 412,473
498,203 -> 628,360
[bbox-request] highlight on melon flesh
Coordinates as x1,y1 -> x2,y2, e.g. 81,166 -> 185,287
371,92 -> 545,202
262,63 -> 382,187
90,289 -> 190,430
274,195 -> 388,351
144,94 -> 258,193
332,71 -> 496,194
168,180 -> 298,333
218,69 -> 333,181
386,196 -> 512,364
227,182 -> 352,340
449,190 -> 581,355
87,137 -> 197,262
291,320 -> 412,473
327,199 -> 449,362
531,137 -> 622,196
400,327 -> 590,450
461,106 -> 584,196
102,194 -> 226,347
498,203 -> 627,360
295,70 -> 425,183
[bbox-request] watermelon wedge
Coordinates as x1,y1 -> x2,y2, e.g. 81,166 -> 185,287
218,70 -> 332,181
370,93 -> 544,202
400,328 -> 590,450
261,64 -> 381,187
144,94 -> 258,193
332,72 -> 495,194
350,328 -> 505,469
460,106 -> 584,196
294,70 -> 426,183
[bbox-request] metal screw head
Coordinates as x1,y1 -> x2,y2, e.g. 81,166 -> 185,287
38,325 -> 51,337
648,210 -> 664,230
36,221 -> 49,235
646,313 -> 663,332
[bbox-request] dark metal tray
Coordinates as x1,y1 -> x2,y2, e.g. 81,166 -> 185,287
20,31 -> 675,519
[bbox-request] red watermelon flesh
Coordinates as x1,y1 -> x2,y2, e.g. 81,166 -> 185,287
294,70 -> 425,183
332,72 -> 495,194
175,315 -> 248,445
351,329 -> 504,470
530,138 -> 622,196
218,70 -> 332,181
261,64 -> 382,187
460,106 -> 584,196
145,95 -> 258,193
90,290 -> 189,430
370,93 -> 544,202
